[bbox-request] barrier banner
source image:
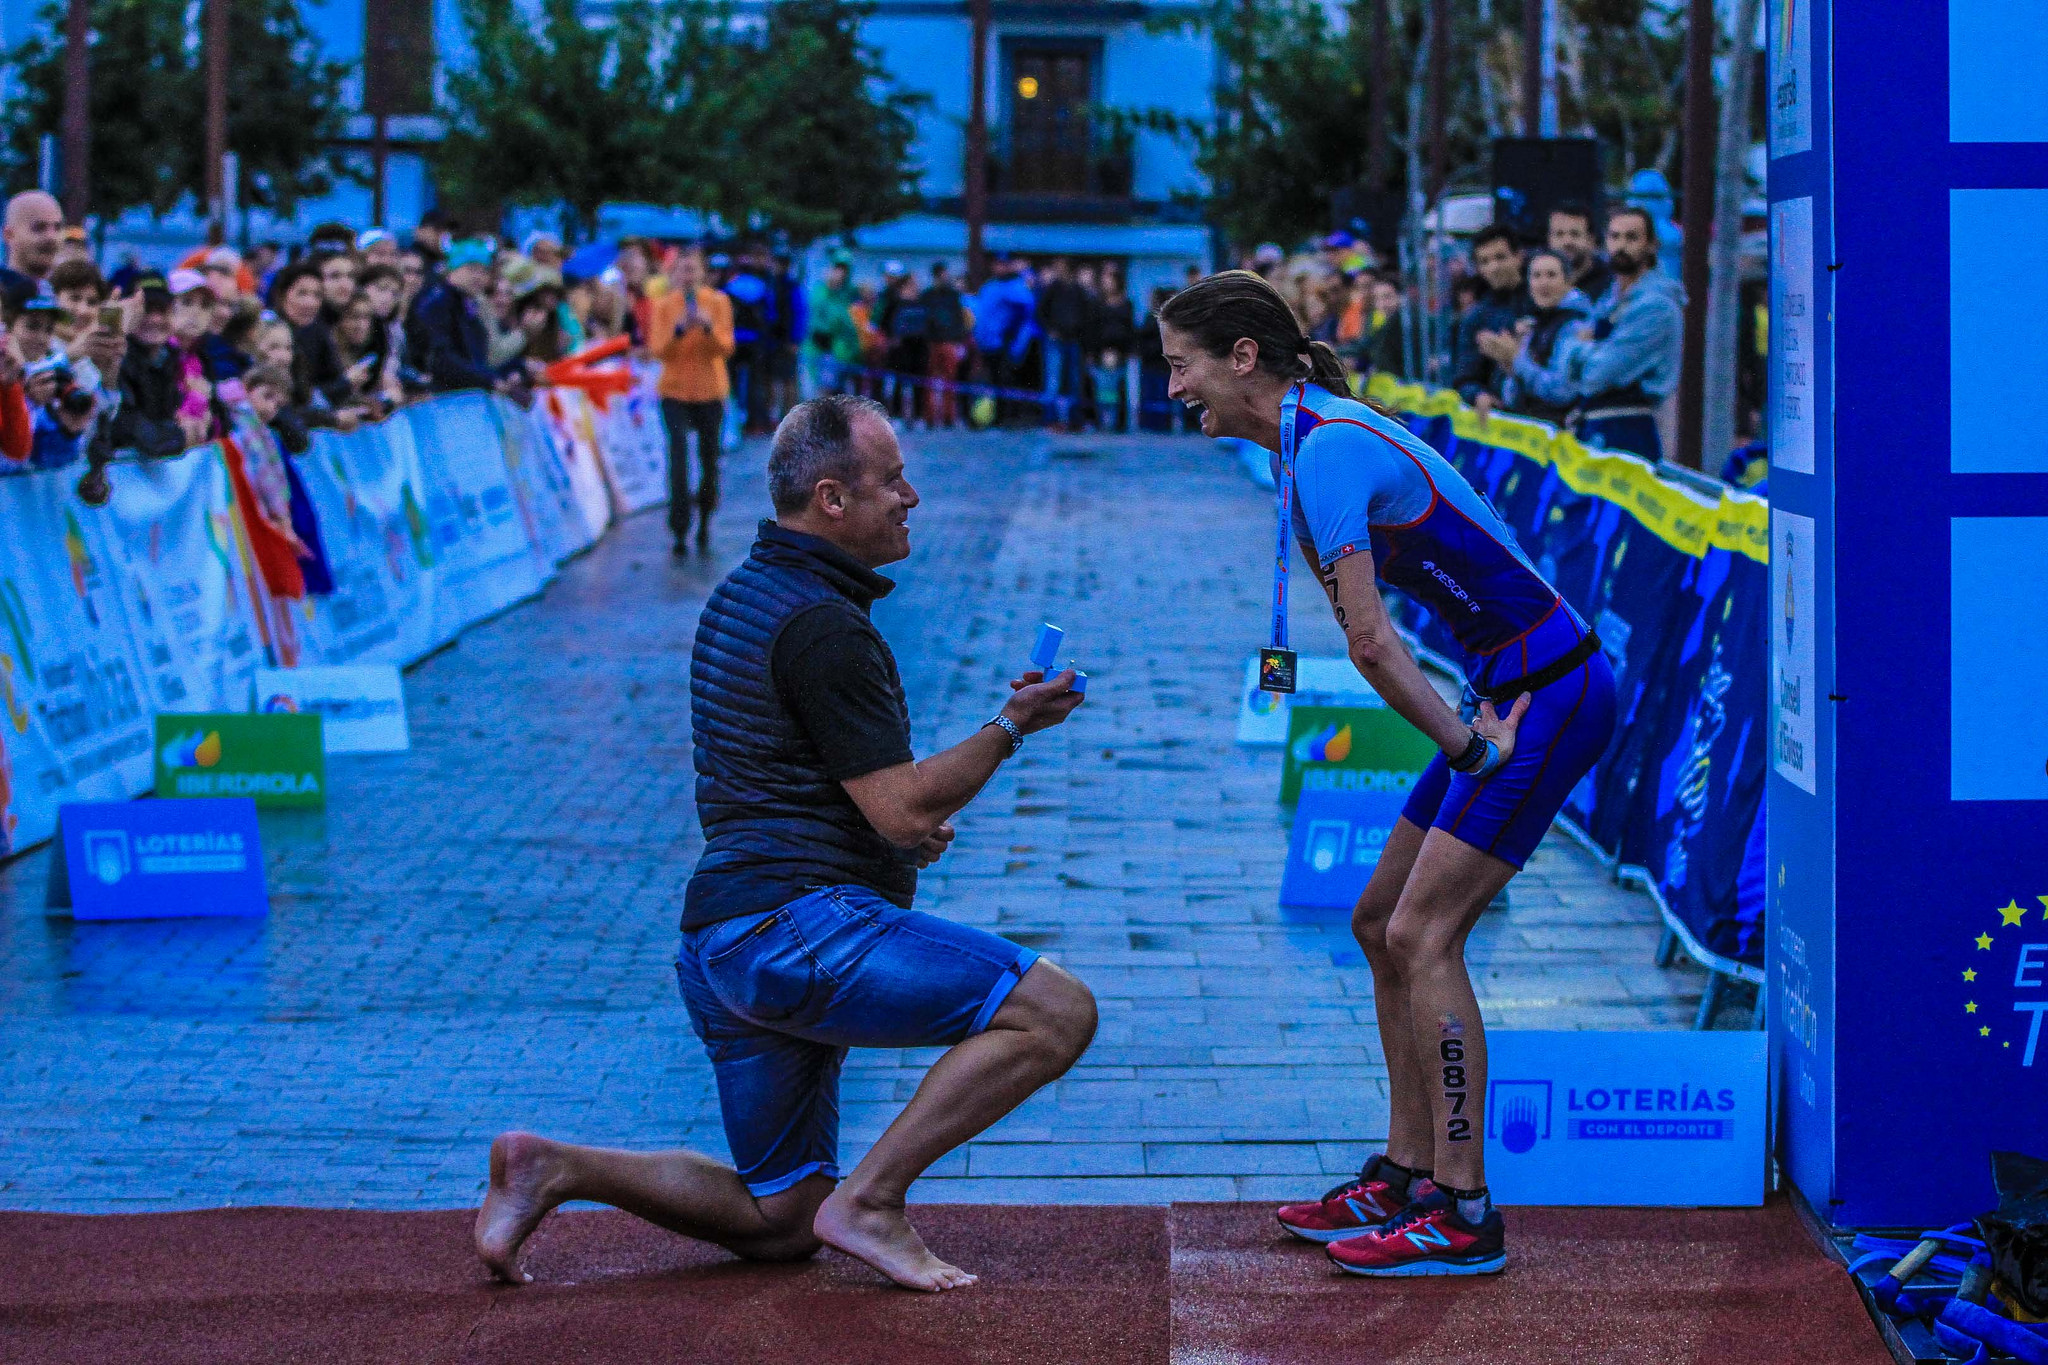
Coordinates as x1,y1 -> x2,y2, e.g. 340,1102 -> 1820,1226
1367,375 -> 1769,972
401,393 -> 552,639
534,387 -> 616,543
84,445 -> 265,718
0,366 -> 665,856
490,394 -> 596,566
0,475 -> 155,858
1635,547 -> 1770,966
288,415 -> 438,667
593,362 -> 671,514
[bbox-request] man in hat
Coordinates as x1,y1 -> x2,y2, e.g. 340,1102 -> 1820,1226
405,239 -> 515,396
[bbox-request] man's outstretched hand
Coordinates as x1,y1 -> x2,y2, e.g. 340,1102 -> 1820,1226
1004,669 -> 1086,734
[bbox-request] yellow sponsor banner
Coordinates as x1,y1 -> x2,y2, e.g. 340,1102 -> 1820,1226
1368,375 -> 1769,566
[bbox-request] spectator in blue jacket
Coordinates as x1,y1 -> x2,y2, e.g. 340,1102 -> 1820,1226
1498,207 -> 1683,460
971,254 -> 1036,422
405,239 -> 519,398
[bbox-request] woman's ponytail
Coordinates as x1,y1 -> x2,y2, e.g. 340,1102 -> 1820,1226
1303,340 -> 1349,395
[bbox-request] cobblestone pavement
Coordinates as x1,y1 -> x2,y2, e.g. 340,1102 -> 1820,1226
0,429 -> 1715,1211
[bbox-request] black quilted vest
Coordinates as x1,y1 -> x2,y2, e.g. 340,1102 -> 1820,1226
682,520 -> 915,929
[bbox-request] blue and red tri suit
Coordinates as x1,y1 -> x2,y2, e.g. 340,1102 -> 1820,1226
1278,382 -> 1617,868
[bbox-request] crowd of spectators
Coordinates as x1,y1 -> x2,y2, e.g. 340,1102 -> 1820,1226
0,191 -> 673,504
0,181 -> 1688,539
802,240 -> 1410,436
1443,201 -> 1685,461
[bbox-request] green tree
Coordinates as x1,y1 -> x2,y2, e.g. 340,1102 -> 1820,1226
0,0 -> 353,221
437,0 -> 920,244
1126,0 -> 1695,253
717,0 -> 922,243
1556,0 -> 1691,179
436,0 -> 737,241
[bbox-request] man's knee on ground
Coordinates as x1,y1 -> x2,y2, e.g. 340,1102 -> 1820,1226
737,1177 -> 830,1261
996,961 -> 1098,1069
736,1223 -> 824,1262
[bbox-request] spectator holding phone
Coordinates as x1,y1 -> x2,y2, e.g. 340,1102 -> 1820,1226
26,352 -> 97,469
50,260 -> 125,396
113,278 -> 198,457
648,244 -> 734,556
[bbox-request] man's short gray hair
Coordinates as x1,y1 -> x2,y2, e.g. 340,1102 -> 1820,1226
767,394 -> 891,513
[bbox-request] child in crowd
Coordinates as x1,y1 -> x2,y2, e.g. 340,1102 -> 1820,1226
242,361 -> 311,454
9,297 -> 58,368
26,352 -> 98,470
239,361 -> 333,594
166,269 -> 221,439
252,317 -> 295,375
48,259 -> 126,402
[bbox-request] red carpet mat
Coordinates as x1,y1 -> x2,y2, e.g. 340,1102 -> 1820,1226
1172,1201 -> 1894,1365
0,1199 -> 1886,1365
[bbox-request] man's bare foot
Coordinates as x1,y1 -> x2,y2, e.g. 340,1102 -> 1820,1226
475,1131 -> 564,1283
814,1188 -> 977,1292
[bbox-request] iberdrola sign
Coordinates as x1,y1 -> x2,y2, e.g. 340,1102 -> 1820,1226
154,712 -> 326,810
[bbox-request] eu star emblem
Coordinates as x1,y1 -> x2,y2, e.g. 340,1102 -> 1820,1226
1964,894 -> 2048,1065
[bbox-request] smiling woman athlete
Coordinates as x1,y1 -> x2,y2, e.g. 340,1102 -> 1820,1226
1160,271 -> 1616,1278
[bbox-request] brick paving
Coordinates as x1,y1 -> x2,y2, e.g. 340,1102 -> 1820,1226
0,429 -> 1713,1211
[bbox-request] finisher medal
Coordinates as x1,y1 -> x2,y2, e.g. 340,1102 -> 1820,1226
1259,383 -> 1305,695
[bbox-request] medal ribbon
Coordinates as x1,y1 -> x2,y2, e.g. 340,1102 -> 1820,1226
1270,382 -> 1305,650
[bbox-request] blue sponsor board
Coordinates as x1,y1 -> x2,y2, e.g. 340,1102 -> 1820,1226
1762,0 -> 2048,1227
48,799 -> 268,921
1279,788 -> 1411,911
1483,1031 -> 1765,1206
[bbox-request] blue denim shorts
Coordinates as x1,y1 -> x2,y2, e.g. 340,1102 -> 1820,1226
675,885 -> 1040,1197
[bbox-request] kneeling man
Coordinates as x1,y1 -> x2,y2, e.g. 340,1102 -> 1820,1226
477,394 -> 1094,1291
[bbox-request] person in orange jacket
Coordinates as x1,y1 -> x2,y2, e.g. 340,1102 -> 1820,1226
647,245 -> 735,556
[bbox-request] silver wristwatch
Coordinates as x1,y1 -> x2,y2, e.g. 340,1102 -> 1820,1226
986,714 -> 1025,756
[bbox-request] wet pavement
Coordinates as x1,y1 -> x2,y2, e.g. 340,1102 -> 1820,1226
0,429 -> 1716,1210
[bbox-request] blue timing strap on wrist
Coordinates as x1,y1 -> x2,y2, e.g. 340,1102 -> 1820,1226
1473,739 -> 1503,778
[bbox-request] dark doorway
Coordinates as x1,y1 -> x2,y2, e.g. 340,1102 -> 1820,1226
1005,41 -> 1099,196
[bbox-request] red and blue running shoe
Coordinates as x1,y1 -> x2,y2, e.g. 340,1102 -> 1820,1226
1325,1184 -> 1506,1277
1275,1155 -> 1413,1243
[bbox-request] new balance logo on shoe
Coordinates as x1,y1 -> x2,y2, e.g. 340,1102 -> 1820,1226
1403,1224 -> 1452,1251
1343,1192 -> 1391,1223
